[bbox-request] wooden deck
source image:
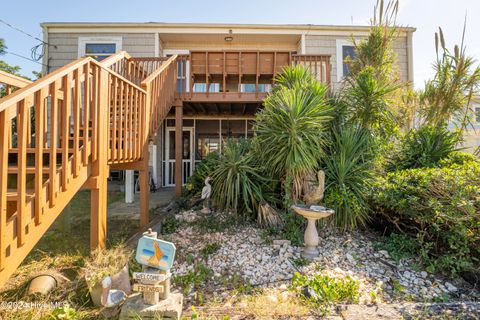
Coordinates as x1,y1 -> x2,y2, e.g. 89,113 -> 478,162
175,51 -> 331,103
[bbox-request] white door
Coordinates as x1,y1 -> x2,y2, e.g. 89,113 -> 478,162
164,127 -> 194,187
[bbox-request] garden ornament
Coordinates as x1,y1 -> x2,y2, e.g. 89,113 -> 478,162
201,176 -> 212,214
100,276 -> 127,308
292,170 -> 334,259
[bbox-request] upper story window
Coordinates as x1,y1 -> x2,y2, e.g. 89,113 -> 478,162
240,84 -> 272,93
78,37 -> 122,61
193,83 -> 220,93
336,39 -> 356,81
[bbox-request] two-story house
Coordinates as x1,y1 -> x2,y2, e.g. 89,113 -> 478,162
41,22 -> 415,198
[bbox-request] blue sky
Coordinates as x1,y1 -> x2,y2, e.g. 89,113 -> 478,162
1,0 -> 479,88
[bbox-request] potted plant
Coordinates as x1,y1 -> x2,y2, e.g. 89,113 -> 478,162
84,246 -> 133,307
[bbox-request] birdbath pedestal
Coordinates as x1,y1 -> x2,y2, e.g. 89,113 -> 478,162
291,205 -> 334,259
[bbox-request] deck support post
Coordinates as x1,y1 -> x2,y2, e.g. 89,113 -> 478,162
175,104 -> 183,197
139,142 -> 150,228
89,68 -> 109,251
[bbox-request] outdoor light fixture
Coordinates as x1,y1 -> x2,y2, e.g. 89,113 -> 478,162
225,29 -> 233,42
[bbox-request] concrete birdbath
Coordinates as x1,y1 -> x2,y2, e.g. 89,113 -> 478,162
291,205 -> 334,259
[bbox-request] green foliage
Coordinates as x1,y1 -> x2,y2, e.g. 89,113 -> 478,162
292,257 -> 310,267
173,263 -> 213,295
344,66 -> 400,136
200,242 -> 221,258
348,0 -> 400,84
161,216 -> 180,234
50,305 -> 78,320
323,127 -> 374,230
185,152 -> 220,197
254,65 -> 332,201
191,211 -> 243,233
211,138 -> 272,215
374,233 -> 420,263
292,272 -> 360,306
370,159 -> 480,275
438,150 -> 479,167
280,212 -> 305,246
390,125 -> 461,170
419,26 -> 480,130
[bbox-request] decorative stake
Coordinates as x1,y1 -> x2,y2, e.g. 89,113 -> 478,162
200,176 -> 212,214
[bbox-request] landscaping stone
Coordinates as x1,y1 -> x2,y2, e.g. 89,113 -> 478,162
167,210 -> 478,307
119,292 -> 183,320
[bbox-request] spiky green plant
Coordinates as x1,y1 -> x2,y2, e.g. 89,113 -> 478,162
344,66 -> 400,135
211,139 -> 273,215
323,127 -> 374,230
253,67 -> 332,201
391,125 -> 462,170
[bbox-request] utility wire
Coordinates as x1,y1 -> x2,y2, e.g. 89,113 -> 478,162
0,18 -> 56,48
4,50 -> 47,66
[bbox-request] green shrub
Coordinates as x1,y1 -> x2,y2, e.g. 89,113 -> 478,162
292,272 -> 360,306
323,127 -> 374,230
374,233 -> 420,263
185,151 -> 220,196
389,125 -> 461,170
211,139 -> 273,215
438,150 -> 479,167
370,159 -> 480,275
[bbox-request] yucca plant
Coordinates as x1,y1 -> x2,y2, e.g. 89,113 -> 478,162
253,66 -> 332,202
391,125 -> 462,170
323,127 -> 374,230
211,139 -> 274,216
344,66 -> 400,135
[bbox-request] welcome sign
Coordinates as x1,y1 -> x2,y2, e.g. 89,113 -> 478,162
135,236 -> 176,270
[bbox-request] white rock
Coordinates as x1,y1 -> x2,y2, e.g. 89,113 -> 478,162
445,282 -> 458,292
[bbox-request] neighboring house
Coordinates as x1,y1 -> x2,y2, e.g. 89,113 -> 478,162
462,96 -> 480,151
41,22 -> 415,197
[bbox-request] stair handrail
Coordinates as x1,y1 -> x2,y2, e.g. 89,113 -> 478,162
0,70 -> 32,90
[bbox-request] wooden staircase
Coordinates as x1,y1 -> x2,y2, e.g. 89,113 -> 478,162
0,52 -> 177,287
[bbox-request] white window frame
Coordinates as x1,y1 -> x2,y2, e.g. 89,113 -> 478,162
78,36 -> 122,59
336,39 -> 356,82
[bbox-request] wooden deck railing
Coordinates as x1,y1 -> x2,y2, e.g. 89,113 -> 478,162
174,51 -> 331,101
0,52 -> 177,287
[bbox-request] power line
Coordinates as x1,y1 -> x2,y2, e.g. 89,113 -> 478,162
3,50 -> 47,66
0,18 -> 56,48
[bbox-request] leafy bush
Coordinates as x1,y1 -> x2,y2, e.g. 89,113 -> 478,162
323,127 -> 374,230
374,233 -> 420,263
389,125 -> 461,170
292,272 -> 360,306
185,151 -> 220,196
211,139 -> 273,215
370,159 -> 480,275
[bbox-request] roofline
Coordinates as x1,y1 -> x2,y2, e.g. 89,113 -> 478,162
40,22 -> 416,32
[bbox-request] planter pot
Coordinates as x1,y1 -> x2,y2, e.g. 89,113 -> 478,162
27,274 -> 57,295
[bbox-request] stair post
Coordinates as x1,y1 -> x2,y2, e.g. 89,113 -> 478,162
89,66 -> 109,251
175,103 -> 183,197
139,82 -> 151,228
